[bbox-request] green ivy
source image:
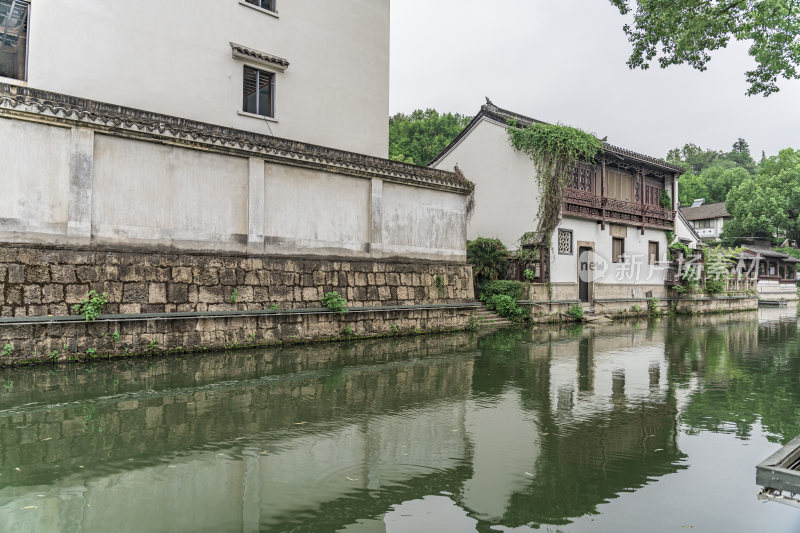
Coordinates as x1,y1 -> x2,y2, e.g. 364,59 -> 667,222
507,121 -> 602,246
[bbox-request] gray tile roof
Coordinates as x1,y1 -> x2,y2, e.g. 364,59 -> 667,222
430,100 -> 685,174
679,202 -> 730,221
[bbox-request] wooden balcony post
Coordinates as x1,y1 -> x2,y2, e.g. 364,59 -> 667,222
600,158 -> 606,230
640,170 -> 645,235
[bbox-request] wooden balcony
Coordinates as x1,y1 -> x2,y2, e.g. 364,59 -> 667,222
562,187 -> 675,230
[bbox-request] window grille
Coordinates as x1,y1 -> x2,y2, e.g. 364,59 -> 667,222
558,229 -> 573,255
243,66 -> 275,117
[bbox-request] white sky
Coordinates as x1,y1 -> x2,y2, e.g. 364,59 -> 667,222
389,0 -> 800,160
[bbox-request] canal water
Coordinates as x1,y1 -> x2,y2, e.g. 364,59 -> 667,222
1,308 -> 800,532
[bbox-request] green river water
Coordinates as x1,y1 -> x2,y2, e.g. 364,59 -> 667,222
1,307 -> 800,532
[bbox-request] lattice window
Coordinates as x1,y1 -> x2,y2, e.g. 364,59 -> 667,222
558,229 -> 573,255
569,164 -> 595,193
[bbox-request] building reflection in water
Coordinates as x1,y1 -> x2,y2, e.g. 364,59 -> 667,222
0,309 -> 796,532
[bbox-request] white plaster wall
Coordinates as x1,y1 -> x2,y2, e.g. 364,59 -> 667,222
550,218 -> 669,287
92,135 -> 249,249
433,118 -> 540,249
675,214 -> 702,249
0,115 -> 468,261
25,0 -> 390,157
382,182 -> 466,261
263,164 -> 370,255
0,118 -> 70,239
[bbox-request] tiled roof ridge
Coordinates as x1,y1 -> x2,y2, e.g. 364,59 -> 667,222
0,83 -> 472,193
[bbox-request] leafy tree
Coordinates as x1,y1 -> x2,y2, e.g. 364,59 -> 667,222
609,0 -> 800,96
388,109 -> 472,166
666,143 -> 722,173
723,149 -> 800,243
670,139 -> 756,205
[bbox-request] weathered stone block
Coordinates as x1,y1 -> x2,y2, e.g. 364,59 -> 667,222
75,266 -> 100,283
41,284 -> 64,304
65,284 -> 89,304
27,304 -> 48,316
25,265 -> 50,283
119,265 -> 144,282
237,286 -> 254,303
50,265 -> 76,283
219,269 -> 237,286
123,283 -> 148,304
172,267 -> 192,284
148,283 -> 167,304
167,283 -> 189,304
144,267 -> 170,282
194,268 -> 219,286
199,286 -> 224,303
254,287 -> 270,303
7,264 -> 24,284
302,287 -> 319,301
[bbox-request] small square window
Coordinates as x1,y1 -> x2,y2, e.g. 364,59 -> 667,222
0,0 -> 29,81
558,229 -> 573,255
243,66 -> 274,118
612,238 -> 625,263
245,0 -> 276,12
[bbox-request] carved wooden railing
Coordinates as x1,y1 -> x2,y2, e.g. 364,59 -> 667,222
562,188 -> 674,230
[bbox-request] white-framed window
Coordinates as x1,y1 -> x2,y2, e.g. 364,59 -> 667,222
0,0 -> 29,81
243,66 -> 275,118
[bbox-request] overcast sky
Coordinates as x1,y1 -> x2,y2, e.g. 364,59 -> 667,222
390,0 -> 800,160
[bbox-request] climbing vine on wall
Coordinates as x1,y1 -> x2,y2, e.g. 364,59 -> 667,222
507,121 -> 602,246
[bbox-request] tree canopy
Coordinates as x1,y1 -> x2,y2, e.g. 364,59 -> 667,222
609,0 -> 800,96
388,109 -> 472,166
667,138 -> 756,205
723,148 -> 800,243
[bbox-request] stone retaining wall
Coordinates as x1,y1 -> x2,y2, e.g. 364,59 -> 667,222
0,305 -> 477,365
0,244 -> 473,318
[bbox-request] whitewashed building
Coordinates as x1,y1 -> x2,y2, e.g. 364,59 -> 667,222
0,0 -> 471,263
431,101 -> 684,303
1,0 -> 390,157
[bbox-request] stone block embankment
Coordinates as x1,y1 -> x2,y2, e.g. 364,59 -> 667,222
0,244 -> 473,318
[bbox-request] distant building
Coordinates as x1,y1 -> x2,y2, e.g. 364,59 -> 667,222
679,200 -> 731,242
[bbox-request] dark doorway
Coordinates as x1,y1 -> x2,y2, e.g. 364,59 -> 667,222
579,247 -> 591,303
